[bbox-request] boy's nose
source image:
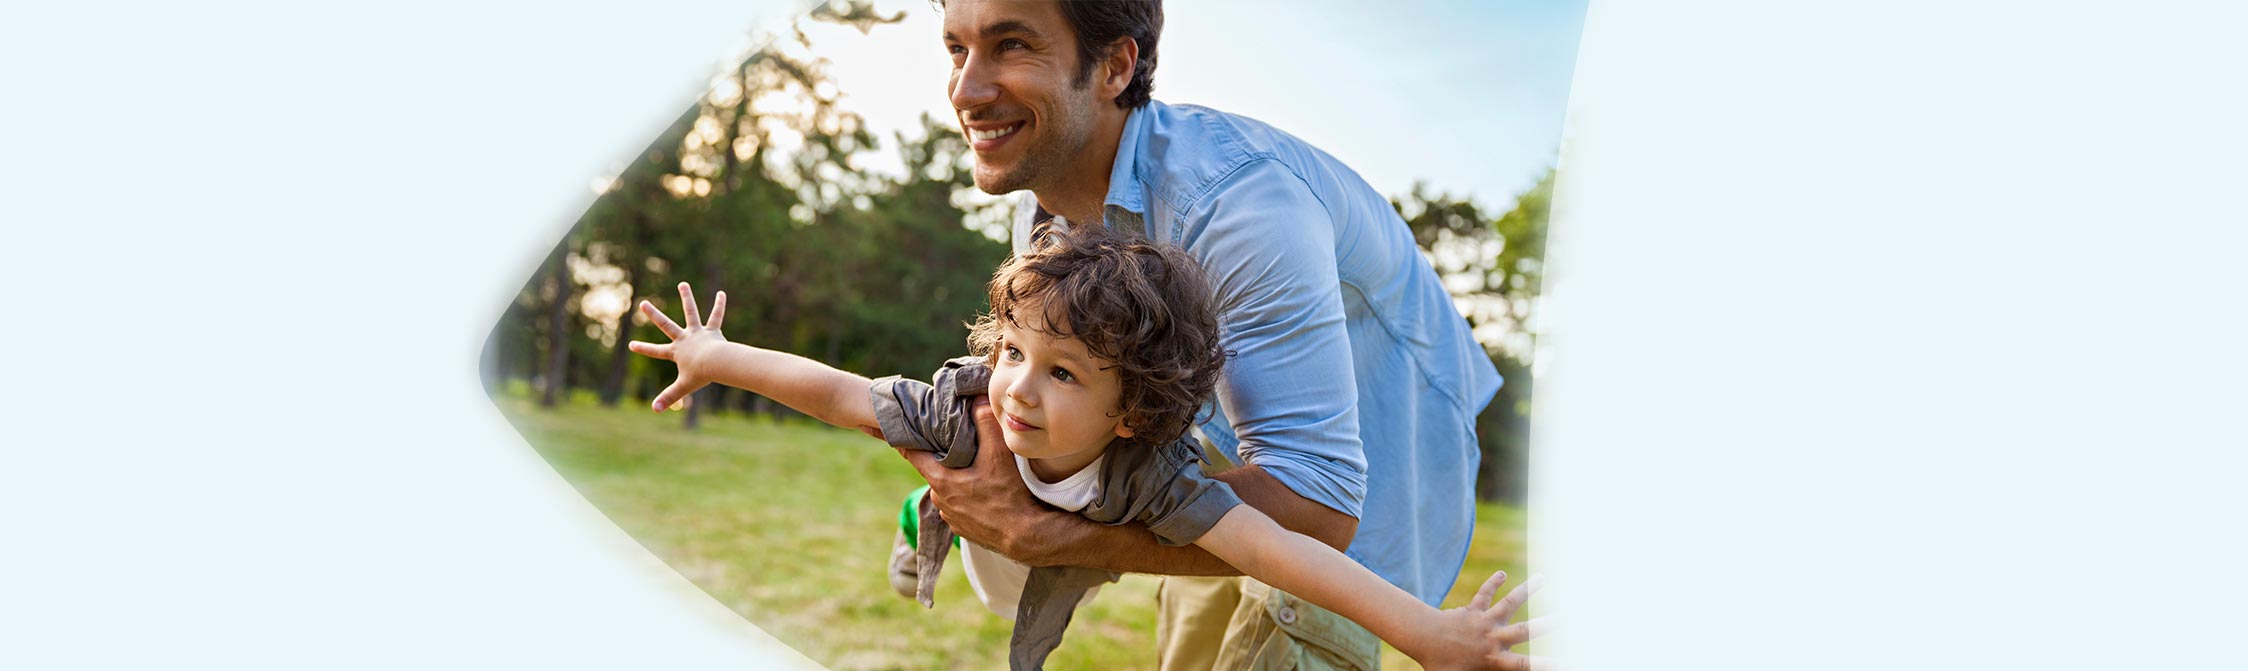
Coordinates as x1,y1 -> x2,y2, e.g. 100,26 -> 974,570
1005,375 -> 1037,407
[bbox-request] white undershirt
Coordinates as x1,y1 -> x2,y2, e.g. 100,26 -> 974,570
956,452 -> 1110,619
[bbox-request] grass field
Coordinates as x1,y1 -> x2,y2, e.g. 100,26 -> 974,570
496,391 -> 1529,670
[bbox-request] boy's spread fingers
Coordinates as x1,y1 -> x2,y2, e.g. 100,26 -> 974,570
1492,652 -> 1548,671
642,301 -> 685,338
627,341 -> 669,359
1492,574 -> 1546,618
1471,569 -> 1510,610
678,282 -> 700,329
1522,616 -> 1554,641
707,291 -> 726,330
1496,616 -> 1552,646
652,380 -> 692,413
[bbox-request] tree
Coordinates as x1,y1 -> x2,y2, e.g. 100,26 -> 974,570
537,235 -> 575,408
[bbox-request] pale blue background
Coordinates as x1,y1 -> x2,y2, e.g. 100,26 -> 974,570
4,0 -> 2245,669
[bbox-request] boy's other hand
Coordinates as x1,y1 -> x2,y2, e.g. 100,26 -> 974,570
1417,571 -> 1553,671
626,282 -> 730,413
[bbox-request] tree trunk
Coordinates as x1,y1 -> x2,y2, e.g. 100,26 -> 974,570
597,245 -> 642,407
540,244 -> 573,409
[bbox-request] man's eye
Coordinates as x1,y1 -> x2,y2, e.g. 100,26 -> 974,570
999,38 -> 1027,51
1051,367 -> 1075,383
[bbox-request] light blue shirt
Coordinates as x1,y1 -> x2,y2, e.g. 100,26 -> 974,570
1011,99 -> 1503,605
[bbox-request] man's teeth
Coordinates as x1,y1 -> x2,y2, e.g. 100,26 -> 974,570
971,124 -> 1018,142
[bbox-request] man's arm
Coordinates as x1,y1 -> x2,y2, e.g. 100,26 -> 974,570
897,399 -> 1356,573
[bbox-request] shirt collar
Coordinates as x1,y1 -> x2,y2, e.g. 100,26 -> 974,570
1100,101 -> 1154,221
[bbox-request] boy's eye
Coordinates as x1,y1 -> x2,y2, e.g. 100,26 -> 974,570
1003,345 -> 1023,362
1050,366 -> 1075,383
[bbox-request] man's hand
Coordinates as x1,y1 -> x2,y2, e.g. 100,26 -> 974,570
895,395 -> 1359,575
626,282 -> 730,413
893,396 -> 1076,563
1411,571 -> 1554,671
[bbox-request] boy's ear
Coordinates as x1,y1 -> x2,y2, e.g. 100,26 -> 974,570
1113,415 -> 1136,439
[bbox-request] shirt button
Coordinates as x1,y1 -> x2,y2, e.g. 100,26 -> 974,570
1276,605 -> 1298,625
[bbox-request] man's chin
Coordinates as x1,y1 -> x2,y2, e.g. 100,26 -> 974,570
971,165 -> 1034,195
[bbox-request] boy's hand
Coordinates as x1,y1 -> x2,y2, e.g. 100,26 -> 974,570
1416,571 -> 1554,671
626,282 -> 730,413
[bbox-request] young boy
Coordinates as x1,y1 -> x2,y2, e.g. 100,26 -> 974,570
629,226 -> 1546,671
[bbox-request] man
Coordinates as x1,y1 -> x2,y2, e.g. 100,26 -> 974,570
900,1 -> 1524,668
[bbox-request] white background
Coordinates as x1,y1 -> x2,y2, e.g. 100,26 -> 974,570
5,1 -> 2245,669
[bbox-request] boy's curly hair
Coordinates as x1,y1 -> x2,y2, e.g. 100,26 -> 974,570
967,224 -> 1226,447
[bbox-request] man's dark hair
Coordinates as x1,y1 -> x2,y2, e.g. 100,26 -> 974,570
938,0 -> 1163,109
967,224 -> 1224,448
1058,0 -> 1161,109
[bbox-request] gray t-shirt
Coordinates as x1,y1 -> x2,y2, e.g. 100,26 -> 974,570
868,356 -> 1245,669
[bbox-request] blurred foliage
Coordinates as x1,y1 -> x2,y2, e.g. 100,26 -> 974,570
484,9 -> 1007,430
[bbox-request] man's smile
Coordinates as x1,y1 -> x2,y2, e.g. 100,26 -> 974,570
964,120 -> 1025,151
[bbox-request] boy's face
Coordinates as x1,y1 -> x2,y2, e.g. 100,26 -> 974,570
986,310 -> 1134,470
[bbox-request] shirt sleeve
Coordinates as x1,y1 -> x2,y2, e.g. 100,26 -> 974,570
1132,442 -> 1247,547
866,357 -> 990,467
1184,159 -> 1370,519
867,374 -> 946,454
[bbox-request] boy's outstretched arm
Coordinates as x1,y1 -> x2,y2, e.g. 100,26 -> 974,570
1194,507 -> 1552,671
627,282 -> 881,435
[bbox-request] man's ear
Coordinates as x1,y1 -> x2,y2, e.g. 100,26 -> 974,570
1100,36 -> 1138,102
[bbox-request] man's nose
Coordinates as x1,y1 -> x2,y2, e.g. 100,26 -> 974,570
950,51 -> 999,111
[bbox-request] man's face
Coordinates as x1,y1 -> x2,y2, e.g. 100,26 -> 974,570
942,0 -> 1104,195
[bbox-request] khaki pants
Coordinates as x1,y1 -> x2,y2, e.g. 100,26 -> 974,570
1157,576 -> 1381,671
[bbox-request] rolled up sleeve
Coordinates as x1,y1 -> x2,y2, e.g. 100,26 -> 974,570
1184,159 -> 1369,519
867,357 -> 991,466
868,375 -> 946,454
1138,457 -> 1247,546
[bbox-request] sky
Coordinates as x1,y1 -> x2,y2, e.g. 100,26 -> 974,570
786,0 -> 1589,211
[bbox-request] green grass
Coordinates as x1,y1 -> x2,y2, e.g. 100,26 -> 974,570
495,393 -> 1529,670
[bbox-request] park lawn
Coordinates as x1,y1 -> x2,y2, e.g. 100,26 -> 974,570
496,393 -> 1529,670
